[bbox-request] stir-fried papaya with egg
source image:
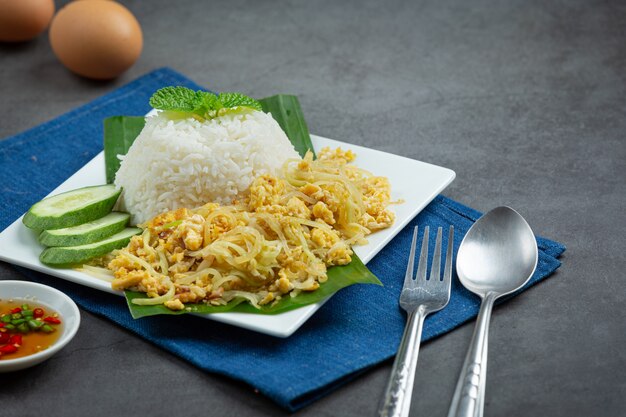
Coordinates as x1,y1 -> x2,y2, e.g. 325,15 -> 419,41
107,147 -> 395,310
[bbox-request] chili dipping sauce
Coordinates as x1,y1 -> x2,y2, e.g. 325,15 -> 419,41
0,299 -> 63,360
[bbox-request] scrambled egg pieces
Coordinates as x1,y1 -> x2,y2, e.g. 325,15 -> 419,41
108,147 -> 395,310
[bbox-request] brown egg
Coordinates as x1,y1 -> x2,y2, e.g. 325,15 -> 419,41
49,0 -> 143,79
0,0 -> 55,42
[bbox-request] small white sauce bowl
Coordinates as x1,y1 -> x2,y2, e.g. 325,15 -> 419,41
0,280 -> 80,372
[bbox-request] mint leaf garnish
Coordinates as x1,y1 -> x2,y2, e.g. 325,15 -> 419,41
149,86 -> 200,112
218,92 -> 263,111
149,87 -> 262,119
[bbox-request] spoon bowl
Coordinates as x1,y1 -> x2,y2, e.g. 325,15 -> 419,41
456,206 -> 538,296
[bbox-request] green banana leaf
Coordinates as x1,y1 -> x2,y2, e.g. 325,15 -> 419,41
103,94 -> 381,318
259,95 -> 316,159
103,116 -> 146,184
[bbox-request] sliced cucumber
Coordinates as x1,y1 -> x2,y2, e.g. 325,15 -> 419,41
38,212 -> 131,247
23,185 -> 121,230
39,227 -> 141,267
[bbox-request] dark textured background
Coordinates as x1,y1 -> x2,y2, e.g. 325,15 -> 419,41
1,0 -> 625,416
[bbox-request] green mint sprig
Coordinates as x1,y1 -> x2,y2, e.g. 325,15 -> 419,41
149,86 -> 262,119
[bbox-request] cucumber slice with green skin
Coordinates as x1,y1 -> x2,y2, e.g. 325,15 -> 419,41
39,227 -> 141,267
23,185 -> 121,231
38,212 -> 131,247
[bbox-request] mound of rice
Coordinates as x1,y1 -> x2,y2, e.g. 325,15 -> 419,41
114,110 -> 300,224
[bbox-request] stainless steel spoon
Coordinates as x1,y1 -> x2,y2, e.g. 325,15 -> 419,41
447,206 -> 538,417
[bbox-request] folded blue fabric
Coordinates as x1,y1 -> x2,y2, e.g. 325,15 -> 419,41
0,68 -> 565,411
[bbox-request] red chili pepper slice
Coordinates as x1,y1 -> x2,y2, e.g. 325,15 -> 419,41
9,307 -> 22,314
0,344 -> 17,354
44,316 -> 61,324
0,322 -> 4,328
10,334 -> 22,346
0,332 -> 10,344
33,308 -> 44,318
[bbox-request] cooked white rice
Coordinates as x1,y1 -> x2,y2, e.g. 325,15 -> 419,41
114,110 -> 299,224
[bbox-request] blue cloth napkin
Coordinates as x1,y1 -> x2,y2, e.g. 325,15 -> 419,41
0,68 -> 565,411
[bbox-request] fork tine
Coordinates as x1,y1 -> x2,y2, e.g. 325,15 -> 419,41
415,226 -> 429,281
443,226 -> 454,287
429,227 -> 443,281
403,226 -> 419,287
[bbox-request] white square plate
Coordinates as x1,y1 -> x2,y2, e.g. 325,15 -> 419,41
0,134 -> 454,337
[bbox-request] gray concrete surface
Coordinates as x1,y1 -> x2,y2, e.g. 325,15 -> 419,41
1,0 -> 625,416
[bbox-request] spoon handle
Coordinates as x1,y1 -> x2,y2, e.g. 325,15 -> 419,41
475,330 -> 488,417
447,294 -> 496,417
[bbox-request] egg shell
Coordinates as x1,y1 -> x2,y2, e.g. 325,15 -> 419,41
49,0 -> 143,80
0,0 -> 55,42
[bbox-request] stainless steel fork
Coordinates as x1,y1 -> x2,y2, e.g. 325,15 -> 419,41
379,225 -> 454,417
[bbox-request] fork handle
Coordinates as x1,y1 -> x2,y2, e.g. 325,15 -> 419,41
447,293 -> 496,417
378,306 -> 427,417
